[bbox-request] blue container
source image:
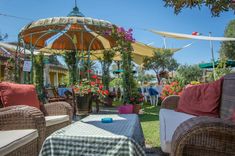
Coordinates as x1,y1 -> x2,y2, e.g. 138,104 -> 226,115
101,118 -> 113,123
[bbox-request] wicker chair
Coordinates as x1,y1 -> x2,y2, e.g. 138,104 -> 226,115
160,73 -> 235,156
0,105 -> 45,156
43,101 -> 72,137
44,87 -> 67,103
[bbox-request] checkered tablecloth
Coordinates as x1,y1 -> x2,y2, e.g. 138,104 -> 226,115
40,114 -> 146,156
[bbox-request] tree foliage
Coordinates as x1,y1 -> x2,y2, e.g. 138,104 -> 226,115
220,19 -> 235,60
176,64 -> 203,84
208,59 -> 232,81
143,49 -> 179,83
163,0 -> 235,17
99,50 -> 115,90
34,53 -> 44,99
63,51 -> 77,85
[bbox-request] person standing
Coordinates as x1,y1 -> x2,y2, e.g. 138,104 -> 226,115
148,85 -> 158,106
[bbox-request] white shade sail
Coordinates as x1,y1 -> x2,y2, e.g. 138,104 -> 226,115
149,29 -> 235,41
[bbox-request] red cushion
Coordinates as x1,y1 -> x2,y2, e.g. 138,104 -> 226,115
0,82 -> 40,109
176,78 -> 223,117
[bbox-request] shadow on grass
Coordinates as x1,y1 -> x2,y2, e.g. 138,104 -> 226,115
139,104 -> 160,122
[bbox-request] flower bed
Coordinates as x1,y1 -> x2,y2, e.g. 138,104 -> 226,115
161,81 -> 183,100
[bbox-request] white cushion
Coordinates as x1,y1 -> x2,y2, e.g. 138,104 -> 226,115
45,115 -> 69,127
160,109 -> 196,153
0,129 -> 38,155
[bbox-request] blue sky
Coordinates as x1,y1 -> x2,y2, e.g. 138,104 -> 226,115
0,0 -> 234,65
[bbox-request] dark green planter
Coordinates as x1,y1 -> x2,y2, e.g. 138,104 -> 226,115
76,93 -> 92,115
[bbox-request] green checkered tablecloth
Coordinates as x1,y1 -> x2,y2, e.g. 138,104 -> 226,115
40,114 -> 146,156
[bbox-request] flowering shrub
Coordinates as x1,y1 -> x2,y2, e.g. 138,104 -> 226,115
74,74 -> 109,97
129,92 -> 144,104
161,81 -> 183,100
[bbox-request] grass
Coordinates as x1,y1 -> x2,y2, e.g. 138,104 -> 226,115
110,100 -> 161,148
139,103 -> 161,147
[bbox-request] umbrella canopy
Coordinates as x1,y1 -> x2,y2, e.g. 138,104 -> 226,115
19,5 -> 117,51
199,60 -> 235,69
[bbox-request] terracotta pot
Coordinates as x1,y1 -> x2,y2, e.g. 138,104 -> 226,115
133,104 -> 141,114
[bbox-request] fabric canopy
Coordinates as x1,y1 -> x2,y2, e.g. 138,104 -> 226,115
39,42 -> 181,65
90,42 -> 181,65
149,29 -> 235,41
19,17 -> 117,51
0,42 -> 47,55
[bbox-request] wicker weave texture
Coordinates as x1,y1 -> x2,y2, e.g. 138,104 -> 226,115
161,95 -> 180,110
220,73 -> 235,119
0,105 -> 46,151
5,138 -> 38,156
171,116 -> 235,156
45,121 -> 70,137
44,102 -> 73,121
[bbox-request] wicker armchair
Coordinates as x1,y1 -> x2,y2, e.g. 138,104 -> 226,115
43,101 -> 72,136
0,105 -> 46,155
160,73 -> 235,156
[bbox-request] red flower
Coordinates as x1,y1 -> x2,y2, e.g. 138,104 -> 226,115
99,85 -> 103,90
91,75 -> 98,79
87,69 -> 92,73
104,90 -> 109,95
90,81 -> 96,86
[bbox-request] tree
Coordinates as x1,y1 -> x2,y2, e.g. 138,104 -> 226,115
176,64 -> 203,84
220,19 -> 235,60
163,0 -> 235,17
143,49 -> 179,84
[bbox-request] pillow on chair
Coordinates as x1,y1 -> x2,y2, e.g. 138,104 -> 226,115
0,82 -> 40,109
176,78 -> 223,117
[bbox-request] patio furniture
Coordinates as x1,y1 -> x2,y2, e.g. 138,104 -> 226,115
40,114 -> 146,156
45,87 -> 76,117
44,87 -> 67,103
0,82 -> 73,138
0,105 -> 45,156
159,73 -> 235,156
43,101 -> 72,137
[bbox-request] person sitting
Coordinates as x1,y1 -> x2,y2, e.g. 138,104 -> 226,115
148,85 -> 158,106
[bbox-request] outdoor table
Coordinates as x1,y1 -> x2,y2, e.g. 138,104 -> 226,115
40,114 -> 146,156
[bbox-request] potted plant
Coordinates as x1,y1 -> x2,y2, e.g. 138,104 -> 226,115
74,74 -> 109,115
129,92 -> 144,114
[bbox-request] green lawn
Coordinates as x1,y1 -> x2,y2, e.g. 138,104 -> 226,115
139,104 -> 160,147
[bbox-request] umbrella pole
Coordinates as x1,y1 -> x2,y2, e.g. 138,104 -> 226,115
209,32 -> 216,80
